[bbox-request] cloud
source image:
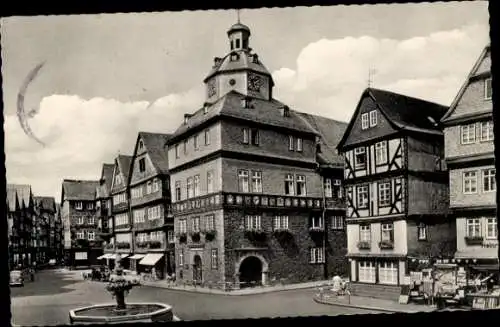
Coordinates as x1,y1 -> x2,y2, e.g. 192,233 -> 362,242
272,23 -> 489,122
5,86 -> 204,200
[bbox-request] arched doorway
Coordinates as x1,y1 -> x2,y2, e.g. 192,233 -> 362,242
239,256 -> 263,288
193,255 -> 202,285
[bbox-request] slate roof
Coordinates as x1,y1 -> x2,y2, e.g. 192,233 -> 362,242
117,155 -> 133,183
338,88 -> 448,150
62,179 -> 99,201
96,163 -> 114,199
138,132 -> 172,175
204,50 -> 273,83
34,196 -> 56,212
6,185 -> 19,212
7,184 -> 32,208
169,90 -> 318,143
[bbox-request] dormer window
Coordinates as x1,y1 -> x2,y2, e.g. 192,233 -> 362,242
253,54 -> 259,64
230,53 -> 239,62
361,110 -> 377,129
235,39 -> 240,49
138,140 -> 144,150
361,113 -> 369,130
369,111 -> 377,127
241,97 -> 253,109
184,114 -> 192,125
485,77 -> 492,100
282,106 -> 290,117
203,103 -> 209,114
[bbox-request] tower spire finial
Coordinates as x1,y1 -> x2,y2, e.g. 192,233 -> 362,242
367,68 -> 377,88
237,9 -> 241,23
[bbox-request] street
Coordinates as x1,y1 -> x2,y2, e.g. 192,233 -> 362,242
11,269 -> 378,325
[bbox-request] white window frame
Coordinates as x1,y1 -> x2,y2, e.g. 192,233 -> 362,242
354,147 -> 366,170
78,216 -> 84,225
179,250 -> 184,266
245,215 -> 261,230
331,216 -> 344,230
75,252 -> 88,260
480,121 -> 494,142
273,216 -> 289,230
192,217 -> 200,233
311,216 -> 324,229
252,171 -> 262,193
369,110 -> 378,127
86,203 -> 94,210
76,231 -> 85,239
375,141 -> 387,165
187,177 -> 194,199
179,219 -> 187,234
146,181 -> 152,194
324,178 -> 333,198
296,138 -> 303,152
243,128 -> 249,144
238,170 -> 250,193
205,214 -> 215,231
207,171 -> 214,194
288,135 -> 294,151
486,218 -> 497,240
75,201 -> 83,210
183,140 -> 188,155
88,216 -> 95,225
152,179 -> 160,192
296,175 -> 306,196
87,231 -> 95,241
483,169 -> 496,192
381,223 -> 394,242
285,174 -> 295,195
211,249 -> 218,269
360,225 -> 371,242
485,77 -> 492,100
378,182 -> 391,207
361,113 -> 369,130
175,144 -> 180,158
466,218 -> 481,238
358,261 -> 376,283
378,262 -> 398,285
463,171 -> 478,194
309,247 -> 325,264
194,175 -> 200,197
193,134 -> 199,150
461,124 -> 476,144
357,185 -> 369,209
175,181 -> 181,201
204,129 -> 211,146
167,230 -> 175,243
418,223 -> 427,240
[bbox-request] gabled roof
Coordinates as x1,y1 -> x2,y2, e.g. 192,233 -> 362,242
7,184 -> 32,208
338,88 -> 448,150
169,90 -> 318,143
441,44 -> 491,123
6,185 -> 20,212
110,155 -> 133,193
34,196 -> 56,212
136,132 -> 171,175
96,163 -> 114,199
61,179 -> 99,202
295,112 -> 348,167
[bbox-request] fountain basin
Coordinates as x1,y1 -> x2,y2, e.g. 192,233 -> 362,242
69,302 -> 176,325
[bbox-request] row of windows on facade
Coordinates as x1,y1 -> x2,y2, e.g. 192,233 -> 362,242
176,214 -> 344,234
74,201 -> 95,210
130,178 -> 162,199
76,216 -> 96,225
136,230 -> 175,243
175,129 -> 212,158
460,120 -> 494,144
11,239 -> 47,247
177,248 -> 220,269
132,205 -> 162,223
352,140 -> 391,170
358,222 -> 430,244
465,217 -> 498,239
463,168 -> 496,193
352,182 -> 393,209
75,230 -> 96,241
358,261 -> 399,285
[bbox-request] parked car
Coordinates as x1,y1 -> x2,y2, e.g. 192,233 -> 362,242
10,270 -> 24,287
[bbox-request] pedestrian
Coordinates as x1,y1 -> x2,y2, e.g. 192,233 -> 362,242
30,268 -> 35,282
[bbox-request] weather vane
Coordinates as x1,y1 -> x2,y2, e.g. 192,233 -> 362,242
367,68 -> 377,88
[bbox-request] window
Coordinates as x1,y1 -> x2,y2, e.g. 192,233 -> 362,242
273,216 -> 289,230
311,216 -> 324,229
243,128 -> 249,144
466,218 -> 481,238
461,124 -> 476,144
194,175 -> 200,197
175,144 -> 180,158
152,178 -> 160,192
75,252 -> 88,260
379,262 -> 398,285
252,171 -> 262,193
192,217 -> 200,233
187,177 -> 194,198
381,223 -> 394,242
206,171 -> 214,194
378,182 -> 391,207
88,216 -> 95,225
296,175 -> 306,196
357,185 -> 369,209
179,219 -> 187,234
289,136 -> 294,151
114,174 -> 122,186
251,129 -> 259,145
167,230 -> 175,243
148,206 -> 161,220
139,158 -> 146,172
284,174 -> 295,195
358,261 -> 376,283
245,215 -> 261,230
418,223 -> 427,240
486,218 -> 497,239
375,141 -> 387,165
203,129 -> 211,146
309,247 -> 325,264
146,181 -> 152,194
480,121 -> 494,142
238,170 -> 250,193
211,249 -> 218,269
205,214 -> 215,231
87,231 -> 95,241
138,140 -> 144,150
354,147 -> 366,170
485,77 -> 492,100
235,39 -> 240,48
86,202 -> 94,210
463,171 -> 478,194
297,138 -> 303,152
361,113 -> 369,130
75,202 -> 83,210
131,187 -> 143,199
133,209 -> 145,223
115,213 -> 129,226
193,134 -> 199,150
175,181 -> 181,201
183,140 -> 188,155
481,169 -> 496,193
324,178 -> 332,198
369,110 -> 377,127
331,216 -> 344,230
76,231 -> 85,239
179,250 -> 184,266
359,225 -> 371,242
78,217 -> 84,225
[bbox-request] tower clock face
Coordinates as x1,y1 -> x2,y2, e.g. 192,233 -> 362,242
207,79 -> 217,97
248,73 -> 263,92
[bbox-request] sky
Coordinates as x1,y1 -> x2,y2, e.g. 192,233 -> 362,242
1,1 -> 490,202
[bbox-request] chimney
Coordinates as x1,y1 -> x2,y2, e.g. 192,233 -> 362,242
213,57 -> 222,68
241,96 -> 253,109
203,102 -> 210,114
281,105 -> 290,117
252,54 -> 259,64
184,113 -> 192,124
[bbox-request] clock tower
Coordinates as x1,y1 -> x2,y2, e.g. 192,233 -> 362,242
203,20 -> 275,104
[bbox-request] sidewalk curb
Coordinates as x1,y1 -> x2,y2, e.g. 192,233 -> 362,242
312,295 -> 427,313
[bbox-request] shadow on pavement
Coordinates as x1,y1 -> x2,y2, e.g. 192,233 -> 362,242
10,270 -> 81,298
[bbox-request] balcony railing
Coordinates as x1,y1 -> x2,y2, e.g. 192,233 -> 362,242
379,240 -> 394,249
465,236 -> 484,246
357,241 -> 371,249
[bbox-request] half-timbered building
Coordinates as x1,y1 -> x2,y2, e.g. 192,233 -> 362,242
337,88 -> 455,300
440,44 -> 498,276
128,132 -> 175,280
167,21 -> 348,289
95,163 -> 115,263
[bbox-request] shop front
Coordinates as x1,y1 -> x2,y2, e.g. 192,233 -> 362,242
139,253 -> 165,280
129,254 -> 146,274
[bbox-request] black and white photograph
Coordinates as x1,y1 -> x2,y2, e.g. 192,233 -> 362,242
2,0 -> 496,326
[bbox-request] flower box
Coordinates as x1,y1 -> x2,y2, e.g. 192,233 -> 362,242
357,241 -> 371,249
465,236 -> 484,246
379,240 -> 394,249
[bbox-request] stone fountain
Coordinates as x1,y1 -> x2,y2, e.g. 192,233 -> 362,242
69,254 -> 176,325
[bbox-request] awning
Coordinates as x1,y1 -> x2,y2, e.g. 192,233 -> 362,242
455,252 -> 498,260
97,254 -> 107,260
107,254 -> 117,260
129,254 -> 146,260
470,264 -> 500,272
139,253 -> 164,266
